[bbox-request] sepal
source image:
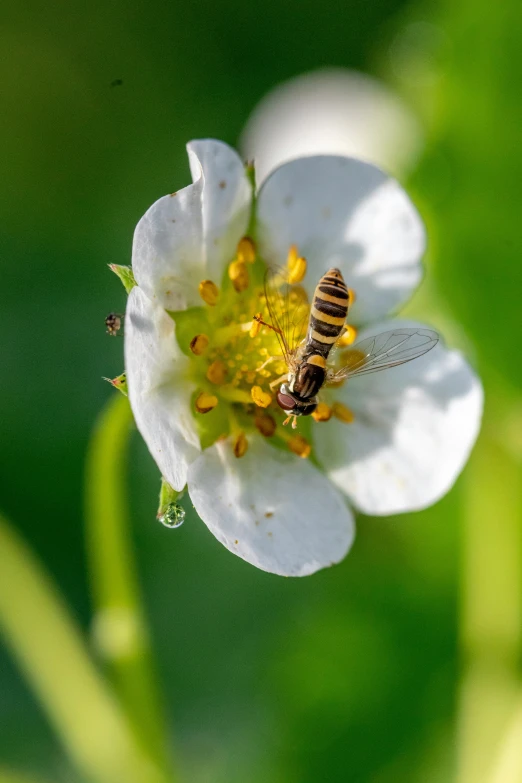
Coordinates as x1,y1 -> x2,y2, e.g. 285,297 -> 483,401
109,264 -> 136,294
103,372 -> 128,396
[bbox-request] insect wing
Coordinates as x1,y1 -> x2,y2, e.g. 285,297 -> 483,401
330,328 -> 439,382
263,266 -> 310,365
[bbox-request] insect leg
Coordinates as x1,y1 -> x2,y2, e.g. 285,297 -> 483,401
255,354 -> 284,372
269,373 -> 288,391
252,313 -> 283,336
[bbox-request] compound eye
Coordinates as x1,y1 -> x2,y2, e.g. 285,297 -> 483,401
276,390 -> 297,412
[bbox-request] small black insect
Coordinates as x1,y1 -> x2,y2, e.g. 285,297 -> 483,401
105,312 -> 124,336
110,78 -> 123,87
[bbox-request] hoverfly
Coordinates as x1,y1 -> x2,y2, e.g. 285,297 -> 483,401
258,266 -> 439,428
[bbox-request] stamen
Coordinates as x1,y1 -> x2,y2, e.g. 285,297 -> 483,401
337,324 -> 358,347
249,314 -> 262,338
206,359 -> 227,385
219,386 -> 252,404
228,259 -> 249,293
312,402 -> 333,422
287,244 -> 307,284
199,280 -> 219,306
190,333 -> 210,355
251,385 -> 272,408
288,434 -> 312,459
237,236 -> 256,264
254,412 -> 276,437
332,401 -> 354,423
233,432 -> 248,458
347,288 -> 356,305
195,391 -> 219,414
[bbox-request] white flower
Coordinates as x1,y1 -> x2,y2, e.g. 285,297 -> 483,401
124,139 -> 483,577
240,68 -> 424,184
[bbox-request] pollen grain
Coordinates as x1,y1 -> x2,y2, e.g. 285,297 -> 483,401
251,385 -> 272,408
195,391 -> 219,414
332,401 -> 354,423
199,280 -> 219,306
190,333 -> 210,355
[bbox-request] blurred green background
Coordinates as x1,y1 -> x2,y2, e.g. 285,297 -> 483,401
1,0 -> 521,781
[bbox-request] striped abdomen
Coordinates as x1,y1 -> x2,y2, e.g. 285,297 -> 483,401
290,268 -> 350,400
306,268 -> 349,358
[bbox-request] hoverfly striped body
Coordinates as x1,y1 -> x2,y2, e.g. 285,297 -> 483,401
261,264 -> 439,427
288,268 -> 350,404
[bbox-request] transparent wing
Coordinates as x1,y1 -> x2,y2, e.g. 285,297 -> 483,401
263,266 -> 310,366
329,328 -> 439,383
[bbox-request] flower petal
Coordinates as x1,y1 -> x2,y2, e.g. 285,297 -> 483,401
132,139 -> 252,311
256,156 -> 425,324
240,68 -> 423,184
187,140 -> 253,280
125,286 -> 200,490
315,320 -> 483,515
187,437 -> 355,576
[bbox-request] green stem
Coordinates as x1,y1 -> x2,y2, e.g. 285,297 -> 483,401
458,430 -> 522,783
84,394 -> 174,778
488,687 -> 522,783
0,514 -> 169,783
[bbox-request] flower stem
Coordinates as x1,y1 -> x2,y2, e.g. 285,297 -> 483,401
84,394 -> 174,779
458,429 -> 522,783
0,513 -> 169,783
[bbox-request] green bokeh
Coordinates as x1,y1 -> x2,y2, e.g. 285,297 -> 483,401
1,0 -> 521,781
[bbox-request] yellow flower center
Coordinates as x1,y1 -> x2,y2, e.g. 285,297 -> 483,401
172,237 -> 356,459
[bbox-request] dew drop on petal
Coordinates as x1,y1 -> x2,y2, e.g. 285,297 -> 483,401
159,502 -> 185,529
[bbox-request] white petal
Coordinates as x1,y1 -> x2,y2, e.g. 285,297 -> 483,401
124,286 -> 200,490
240,68 -> 423,184
187,140 -> 253,280
256,156 -> 425,324
187,437 -> 354,576
315,320 -> 483,515
132,140 -> 252,311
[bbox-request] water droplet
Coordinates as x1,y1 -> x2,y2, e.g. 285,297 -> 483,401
159,502 -> 185,529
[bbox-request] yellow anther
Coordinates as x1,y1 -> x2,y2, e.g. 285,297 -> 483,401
251,385 -> 272,408
249,316 -> 262,338
195,391 -> 219,414
312,402 -> 333,422
206,359 -> 227,385
337,324 -> 358,347
199,279 -> 219,306
254,412 -> 277,437
189,333 -> 209,355
347,288 -> 356,304
233,432 -> 249,458
228,259 -> 249,292
237,236 -> 256,264
332,401 -> 354,423
287,244 -> 307,284
287,244 -> 298,267
288,434 -> 312,459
